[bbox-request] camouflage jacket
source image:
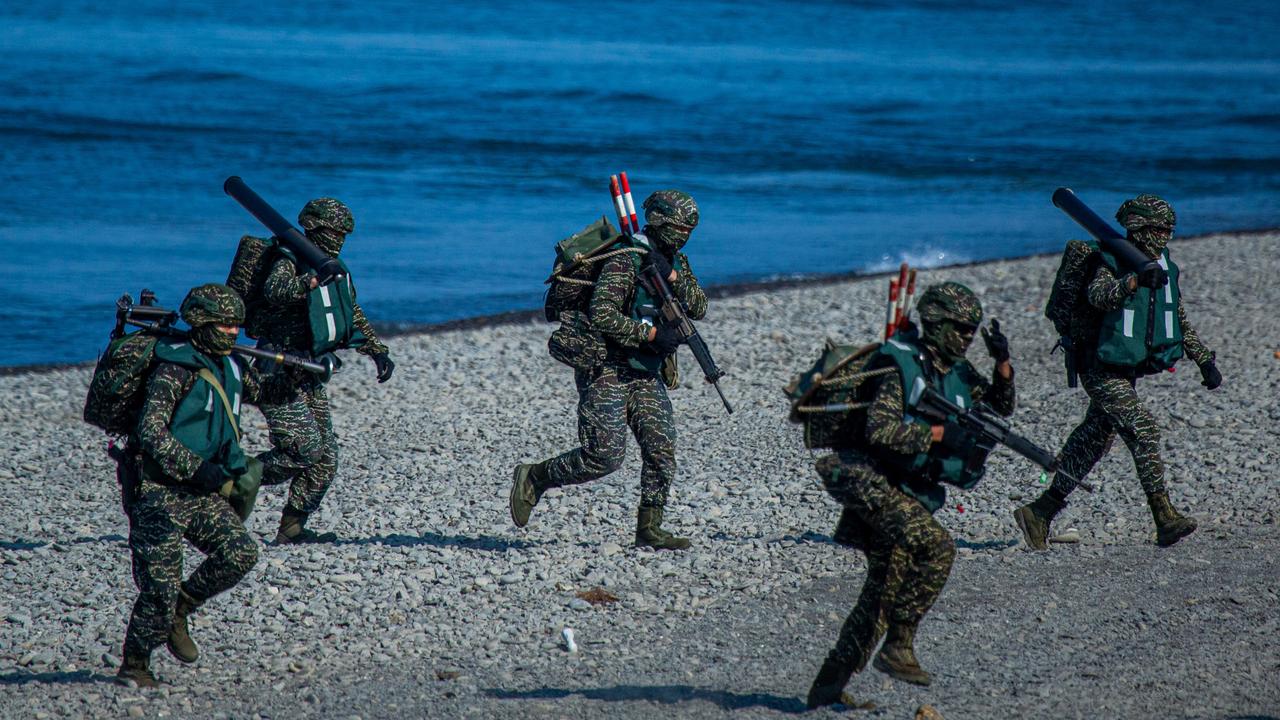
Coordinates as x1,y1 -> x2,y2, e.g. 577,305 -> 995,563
137,359 -> 271,483
257,256 -> 388,357
1087,264 -> 1212,366
864,349 -> 1016,460
589,250 -> 707,356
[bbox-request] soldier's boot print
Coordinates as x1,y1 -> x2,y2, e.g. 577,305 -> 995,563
831,506 -> 865,550
509,461 -> 549,528
275,508 -> 338,544
166,590 -> 201,663
806,651 -> 857,709
1014,489 -> 1067,551
116,650 -> 160,688
634,506 -> 690,551
873,623 -> 932,686
1147,491 -> 1197,547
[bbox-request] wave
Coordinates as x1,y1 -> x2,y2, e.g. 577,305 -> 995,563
137,69 -> 252,84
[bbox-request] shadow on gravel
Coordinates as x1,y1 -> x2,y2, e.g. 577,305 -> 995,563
955,538 -> 1019,551
485,685 -> 807,713
336,532 -> 536,552
1225,716 -> 1280,720
0,670 -> 107,686
1,534 -> 128,551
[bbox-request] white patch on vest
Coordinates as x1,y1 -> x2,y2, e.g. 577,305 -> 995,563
169,342 -> 184,349
233,393 -> 241,416
887,338 -> 914,353
955,395 -> 966,408
908,376 -> 927,407
228,359 -> 241,381
1122,309 -> 1135,337
326,313 -> 337,342
1164,310 -> 1175,338
1158,255 -> 1173,303
319,284 -> 333,308
205,390 -> 214,413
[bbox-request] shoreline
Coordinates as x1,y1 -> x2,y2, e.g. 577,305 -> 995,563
3,225 -> 1274,378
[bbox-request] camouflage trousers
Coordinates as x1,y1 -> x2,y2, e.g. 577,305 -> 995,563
1050,368 -> 1165,498
257,369 -> 337,515
817,451 -> 956,668
123,476 -> 259,658
541,364 -> 677,508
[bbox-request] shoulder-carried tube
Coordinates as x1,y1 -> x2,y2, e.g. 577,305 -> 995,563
1052,188 -> 1158,274
223,176 -> 346,284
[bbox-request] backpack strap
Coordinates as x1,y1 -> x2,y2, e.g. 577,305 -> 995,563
197,368 -> 240,442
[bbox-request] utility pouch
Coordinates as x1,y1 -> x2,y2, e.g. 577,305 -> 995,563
548,310 -> 606,372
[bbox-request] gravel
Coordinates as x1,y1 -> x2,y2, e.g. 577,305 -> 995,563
1,231 -> 1277,719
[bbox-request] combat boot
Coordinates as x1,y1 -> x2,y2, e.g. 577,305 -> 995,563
509,461 -> 549,528
115,651 -> 160,688
166,590 -> 201,663
806,652 -> 857,709
634,506 -> 691,551
1013,489 -> 1066,551
1147,491 -> 1197,547
275,509 -> 337,544
873,624 -> 932,686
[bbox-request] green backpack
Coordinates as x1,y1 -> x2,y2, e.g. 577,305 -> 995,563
784,340 -> 889,449
84,331 -> 160,436
1044,239 -> 1104,346
225,234 -> 278,339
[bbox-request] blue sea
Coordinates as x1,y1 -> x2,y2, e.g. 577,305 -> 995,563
2,0 -> 1278,367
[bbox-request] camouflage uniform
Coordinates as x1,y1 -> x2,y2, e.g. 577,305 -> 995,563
808,283 -> 1015,706
512,191 -> 707,549
253,198 -> 391,542
1016,195 -> 1217,549
118,285 -> 267,686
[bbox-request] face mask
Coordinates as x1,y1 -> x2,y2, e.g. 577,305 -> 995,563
191,325 -> 237,357
650,224 -> 692,253
922,320 -> 975,364
1130,227 -> 1170,258
307,228 -> 346,257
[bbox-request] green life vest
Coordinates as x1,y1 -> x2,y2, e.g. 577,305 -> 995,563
625,240 -> 689,375
876,337 -> 985,513
151,341 -> 248,476
1093,244 -> 1184,372
279,249 -> 367,355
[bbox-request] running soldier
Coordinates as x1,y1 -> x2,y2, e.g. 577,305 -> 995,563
253,198 -> 394,543
806,283 -> 1015,708
510,190 -> 707,550
1015,194 -> 1221,549
117,284 -> 267,687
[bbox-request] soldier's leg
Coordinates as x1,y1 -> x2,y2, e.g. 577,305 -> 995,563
167,496 -> 260,663
1086,372 -> 1196,544
120,485 -> 188,685
543,367 -> 629,487
257,376 -> 326,487
626,374 -> 687,550
276,380 -> 340,543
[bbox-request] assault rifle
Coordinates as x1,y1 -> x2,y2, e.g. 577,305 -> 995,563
910,384 -> 1093,492
114,292 -> 334,382
223,176 -> 346,285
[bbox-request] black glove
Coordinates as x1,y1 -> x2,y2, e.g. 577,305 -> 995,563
192,460 -> 228,493
980,318 -> 1010,364
372,352 -> 395,383
936,420 -> 973,454
1136,263 -> 1169,290
649,325 -> 682,356
1198,360 -> 1222,390
646,251 -> 675,283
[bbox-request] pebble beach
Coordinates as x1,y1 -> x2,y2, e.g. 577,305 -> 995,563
1,230 -> 1277,719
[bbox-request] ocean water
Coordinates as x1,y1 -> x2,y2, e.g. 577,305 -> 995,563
2,0 -> 1278,366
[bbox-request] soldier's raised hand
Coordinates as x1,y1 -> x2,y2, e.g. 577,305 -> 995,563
980,318 -> 1010,363
372,352 -> 395,383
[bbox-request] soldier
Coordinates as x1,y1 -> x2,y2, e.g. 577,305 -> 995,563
1015,194 -> 1220,549
806,283 -> 1015,708
510,190 -> 708,550
117,284 -> 269,687
253,198 -> 394,544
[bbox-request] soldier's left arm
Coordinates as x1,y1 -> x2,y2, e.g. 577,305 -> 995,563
350,300 -> 389,357
672,252 -> 708,320
1177,297 -> 1213,366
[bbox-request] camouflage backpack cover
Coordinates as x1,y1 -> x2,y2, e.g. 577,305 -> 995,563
784,340 -> 889,449
225,234 -> 278,339
543,216 -> 647,371
84,331 -> 160,435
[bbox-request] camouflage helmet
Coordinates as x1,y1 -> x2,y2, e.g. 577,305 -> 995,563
1116,194 -> 1176,232
642,190 -> 699,230
298,197 -> 355,235
180,283 -> 245,327
915,282 -> 983,327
